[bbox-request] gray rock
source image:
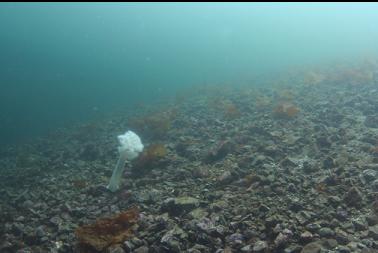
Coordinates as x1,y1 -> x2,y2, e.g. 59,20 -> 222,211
343,187 -> 363,207
366,214 -> 378,226
253,240 -> 268,252
133,246 -> 149,253
123,241 -> 134,252
161,196 -> 200,215
352,218 -> 368,231
189,208 -> 208,219
306,223 -> 321,232
161,225 -> 187,252
284,244 -> 302,253
361,169 -> 377,182
275,229 -> 293,247
107,245 -> 125,253
368,225 -> 378,240
35,226 -> 45,238
131,237 -> 143,248
259,204 -> 270,213
300,231 -> 313,242
336,245 -> 350,253
300,242 -> 322,253
323,239 -> 338,249
289,199 -> 304,212
361,238 -> 373,247
241,245 -> 253,253
49,216 -> 62,226
372,179 -> 378,191
0,241 -> 13,252
218,171 -> 234,185
22,200 -> 34,209
11,223 -> 24,236
188,244 -> 209,253
196,217 -> 215,233
334,228 -> 350,245
318,227 -> 335,237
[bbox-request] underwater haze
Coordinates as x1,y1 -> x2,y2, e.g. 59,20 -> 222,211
3,3 -> 378,253
1,3 -> 378,146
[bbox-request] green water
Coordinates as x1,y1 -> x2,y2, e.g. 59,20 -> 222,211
1,3 -> 378,146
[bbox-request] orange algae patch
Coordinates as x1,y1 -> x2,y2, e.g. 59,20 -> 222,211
75,207 -> 139,252
370,146 -> 378,154
315,182 -> 328,194
223,102 -> 241,120
273,102 -> 300,119
133,143 -> 167,173
72,179 -> 89,189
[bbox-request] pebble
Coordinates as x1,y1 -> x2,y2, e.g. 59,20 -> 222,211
133,246 -> 149,253
241,245 -> 253,253
362,169 -> 377,182
301,242 -> 322,253
318,227 -> 335,237
253,240 -> 268,252
107,245 -> 125,253
368,225 -> 378,240
35,226 -> 45,238
336,245 -> 350,253
161,196 -> 199,215
300,231 -> 313,242
343,187 -> 363,207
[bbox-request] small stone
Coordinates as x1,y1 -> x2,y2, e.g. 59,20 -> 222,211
23,200 -> 34,208
336,245 -> 350,253
287,183 -> 297,193
131,237 -> 143,248
372,179 -> 378,191
335,208 -> 348,221
0,241 -> 13,252
362,169 -> 377,182
15,216 -> 25,222
366,214 -> 378,226
253,240 -> 268,252
323,239 -> 338,248
334,228 -> 350,245
218,171 -> 234,185
189,244 -> 209,253
306,223 -> 321,232
133,246 -> 149,253
189,208 -> 208,219
241,245 -> 253,253
300,242 -> 322,253
323,156 -> 335,169
318,227 -> 335,237
49,216 -> 62,226
346,242 -> 358,251
364,115 -> 378,128
368,225 -> 378,240
226,233 -> 244,245
259,204 -> 270,213
284,244 -> 302,253
12,223 -> 24,236
161,225 -> 187,252
352,218 -> 367,231
300,231 -> 313,242
35,226 -> 45,238
343,187 -> 363,207
107,245 -> 125,253
275,233 -> 287,247
123,241 -> 134,252
289,199 -> 304,212
361,238 -> 373,247
328,196 -> 342,207
161,196 -> 199,215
